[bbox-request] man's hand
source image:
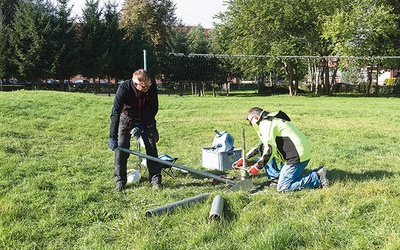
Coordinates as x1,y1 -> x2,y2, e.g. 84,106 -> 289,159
246,164 -> 260,175
130,124 -> 144,139
108,137 -> 118,151
232,158 -> 244,169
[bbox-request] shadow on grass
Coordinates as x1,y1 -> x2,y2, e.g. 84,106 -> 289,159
328,168 -> 396,183
164,167 -> 396,191
243,169 -> 396,189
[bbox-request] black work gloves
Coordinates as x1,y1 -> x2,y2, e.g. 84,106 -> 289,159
108,137 -> 118,151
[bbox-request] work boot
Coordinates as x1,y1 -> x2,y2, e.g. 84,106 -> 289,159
151,174 -> 162,190
316,166 -> 329,188
115,181 -> 125,191
152,183 -> 162,190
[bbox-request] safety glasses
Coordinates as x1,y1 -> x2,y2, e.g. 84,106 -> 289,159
247,115 -> 255,126
134,82 -> 152,90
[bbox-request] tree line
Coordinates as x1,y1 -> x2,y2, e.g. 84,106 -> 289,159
0,0 -> 211,90
1,0 -> 399,95
214,0 -> 400,95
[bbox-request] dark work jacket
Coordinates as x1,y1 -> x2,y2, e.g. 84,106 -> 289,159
109,78 -> 158,139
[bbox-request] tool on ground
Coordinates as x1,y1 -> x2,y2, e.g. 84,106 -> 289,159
158,154 -> 179,177
117,147 -> 254,192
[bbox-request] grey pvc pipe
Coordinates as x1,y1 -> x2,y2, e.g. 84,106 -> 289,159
145,193 -> 209,217
117,147 -> 236,185
209,195 -> 224,221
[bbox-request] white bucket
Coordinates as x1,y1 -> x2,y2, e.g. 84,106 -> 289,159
127,170 -> 141,183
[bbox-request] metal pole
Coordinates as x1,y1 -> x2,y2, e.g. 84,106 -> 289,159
240,128 -> 248,180
145,193 -> 209,217
117,147 -> 236,185
209,195 -> 224,221
143,50 -> 147,70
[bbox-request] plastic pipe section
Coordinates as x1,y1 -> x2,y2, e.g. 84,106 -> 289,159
145,193 -> 209,217
209,195 -> 224,221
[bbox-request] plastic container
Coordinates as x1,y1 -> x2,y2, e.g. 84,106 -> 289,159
201,147 -> 242,171
127,170 -> 141,183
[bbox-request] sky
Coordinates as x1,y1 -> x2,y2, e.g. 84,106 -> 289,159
67,0 -> 227,29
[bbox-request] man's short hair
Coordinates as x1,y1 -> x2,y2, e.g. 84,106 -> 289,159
132,69 -> 151,84
247,107 -> 264,121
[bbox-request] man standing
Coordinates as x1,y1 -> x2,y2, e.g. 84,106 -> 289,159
108,69 -> 162,191
239,107 -> 329,191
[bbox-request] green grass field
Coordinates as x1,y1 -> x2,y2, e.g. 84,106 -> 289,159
1,90 -> 400,249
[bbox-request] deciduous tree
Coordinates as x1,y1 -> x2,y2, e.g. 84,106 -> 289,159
215,0 -> 323,95
322,0 -> 398,94
120,0 -> 177,74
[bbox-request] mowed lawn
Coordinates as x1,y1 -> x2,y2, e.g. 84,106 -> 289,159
1,90 -> 400,249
